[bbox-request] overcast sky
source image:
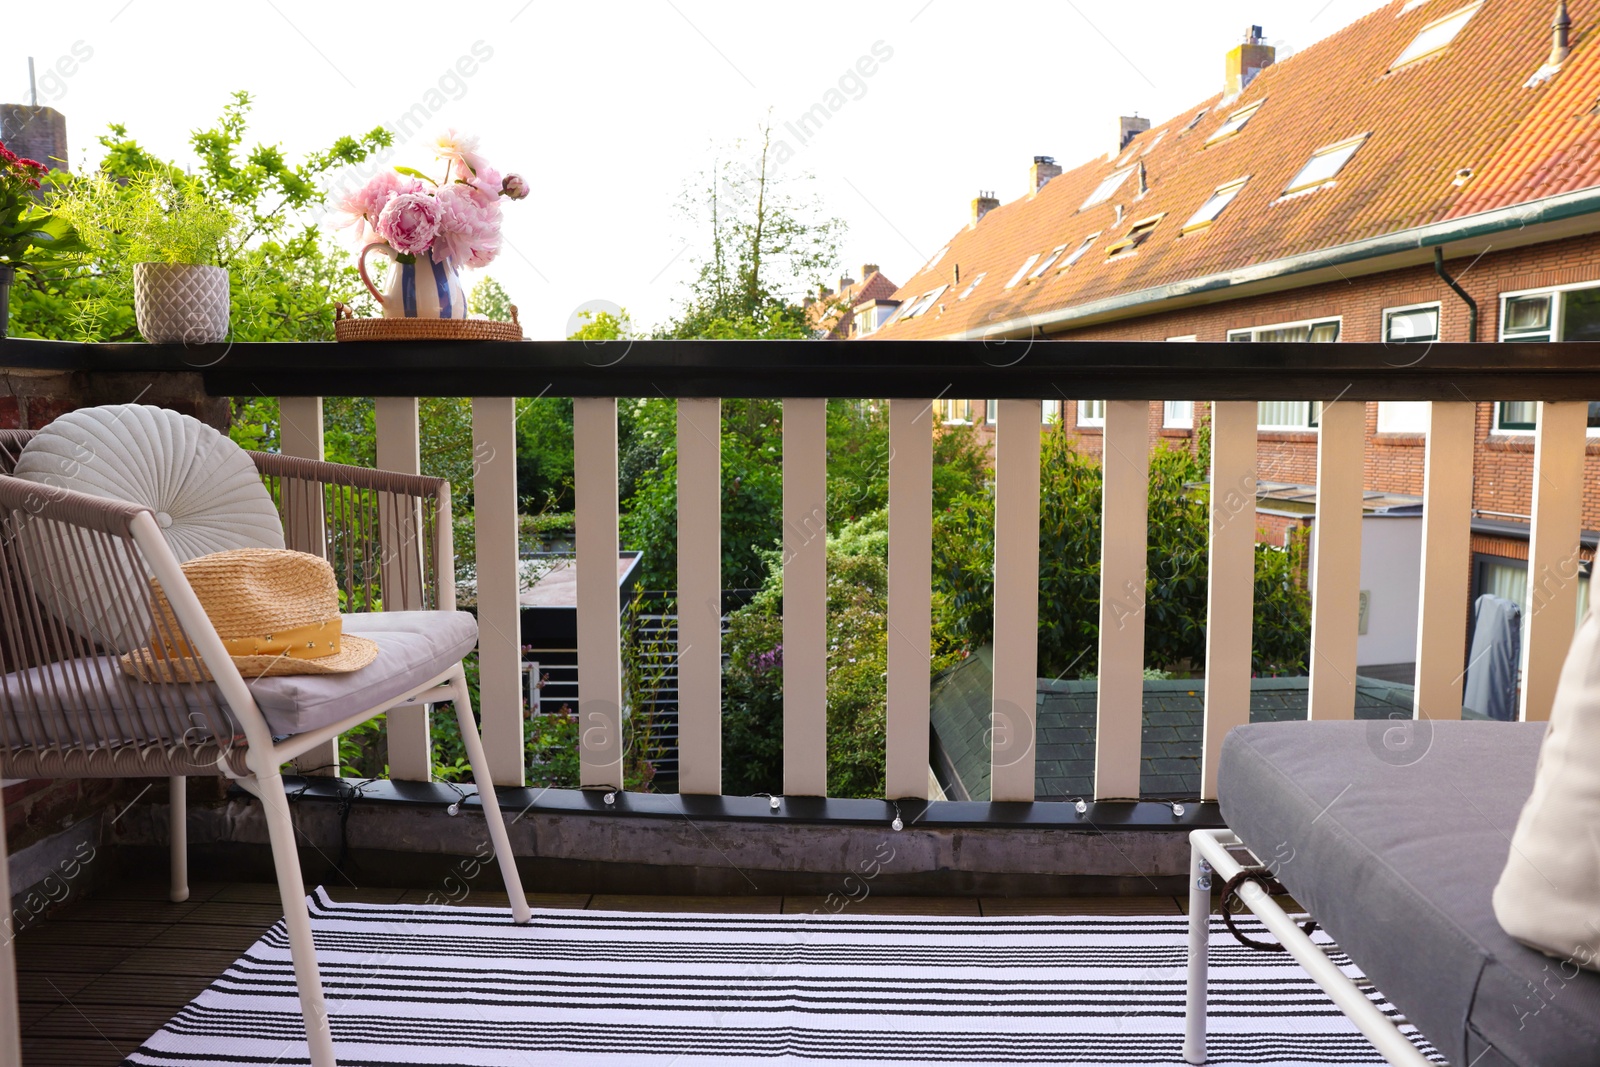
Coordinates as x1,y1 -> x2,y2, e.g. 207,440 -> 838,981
6,0 -> 1393,338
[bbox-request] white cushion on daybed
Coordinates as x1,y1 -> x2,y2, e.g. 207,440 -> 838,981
1494,608 -> 1600,972
13,404 -> 284,651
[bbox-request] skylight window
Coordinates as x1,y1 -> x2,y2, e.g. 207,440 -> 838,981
1106,214 -> 1166,258
957,272 -> 987,300
1206,100 -> 1263,145
1141,130 -> 1167,155
919,246 -> 950,275
1030,245 -> 1068,278
1082,168 -> 1135,210
1004,254 -> 1042,288
1183,178 -> 1249,232
1184,109 -> 1209,132
1059,234 -> 1100,269
1391,3 -> 1480,69
1283,135 -> 1367,195
899,285 -> 948,320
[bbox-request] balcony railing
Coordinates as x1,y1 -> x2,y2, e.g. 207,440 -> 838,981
3,336 -> 1594,815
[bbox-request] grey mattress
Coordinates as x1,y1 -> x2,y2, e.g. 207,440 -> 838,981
1220,720 -> 1600,1067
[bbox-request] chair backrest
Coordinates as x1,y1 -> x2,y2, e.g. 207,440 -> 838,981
0,474 -> 239,763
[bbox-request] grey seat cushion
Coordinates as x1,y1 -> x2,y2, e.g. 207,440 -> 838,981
1220,721 -> 1600,1067
0,611 -> 477,747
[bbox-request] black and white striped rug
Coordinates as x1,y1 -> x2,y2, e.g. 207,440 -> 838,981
126,888 -> 1443,1066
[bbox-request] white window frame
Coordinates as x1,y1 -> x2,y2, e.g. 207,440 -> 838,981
1183,177 -> 1249,233
1206,100 -> 1263,145
1228,316 -> 1341,430
935,399 -> 973,425
1004,254 -> 1042,289
1141,129 -> 1167,155
1163,401 -> 1195,429
1495,280 -> 1600,435
1059,234 -> 1101,270
919,246 -> 949,276
1106,214 -> 1166,259
1042,399 -> 1059,424
1077,400 -> 1106,428
1282,135 -> 1368,197
1082,168 -> 1135,210
1029,245 -> 1068,279
957,272 -> 986,300
986,400 -> 997,426
1383,300 -> 1441,345
1390,2 -> 1481,70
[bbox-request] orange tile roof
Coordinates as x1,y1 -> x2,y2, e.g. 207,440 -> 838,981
871,0 -> 1600,340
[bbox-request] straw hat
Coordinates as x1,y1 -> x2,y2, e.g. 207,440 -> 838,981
121,548 -> 379,683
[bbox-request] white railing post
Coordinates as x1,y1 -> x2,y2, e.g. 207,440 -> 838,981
279,396 -> 341,777
992,398 -> 1041,802
574,397 -> 624,789
472,396 -> 526,786
1521,400 -> 1588,721
375,397 -> 431,780
1413,402 -> 1475,721
1307,400 -> 1365,719
782,398 -> 829,797
1201,401 -> 1256,800
1095,399 -> 1151,800
886,399 -> 934,800
677,398 -> 723,795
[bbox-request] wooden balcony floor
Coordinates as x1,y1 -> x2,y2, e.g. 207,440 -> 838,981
17,877 -> 1188,1066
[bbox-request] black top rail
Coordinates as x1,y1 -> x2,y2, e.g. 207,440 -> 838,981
2,337 -> 1598,401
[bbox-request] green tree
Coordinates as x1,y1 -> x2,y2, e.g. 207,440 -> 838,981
469,275 -> 514,321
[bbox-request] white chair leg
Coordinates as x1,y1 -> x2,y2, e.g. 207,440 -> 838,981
1183,830 -> 1212,1065
168,776 -> 189,903
253,771 -> 337,1067
449,662 -> 532,924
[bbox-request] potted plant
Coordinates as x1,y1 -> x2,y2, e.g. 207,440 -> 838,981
334,131 -> 527,320
54,172 -> 237,344
0,141 -> 80,340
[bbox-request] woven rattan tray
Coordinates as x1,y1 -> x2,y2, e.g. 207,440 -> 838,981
333,302 -> 523,342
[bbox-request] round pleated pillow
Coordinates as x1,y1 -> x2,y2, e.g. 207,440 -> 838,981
14,404 -> 285,650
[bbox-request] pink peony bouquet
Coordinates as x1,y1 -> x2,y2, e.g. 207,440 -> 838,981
335,131 -> 526,269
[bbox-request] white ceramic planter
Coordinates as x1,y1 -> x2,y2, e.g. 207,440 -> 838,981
133,263 -> 230,344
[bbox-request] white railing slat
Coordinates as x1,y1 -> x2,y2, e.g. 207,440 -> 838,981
471,397 -> 525,786
1094,399 -> 1151,800
574,397 -> 625,789
1413,402 -> 1475,720
1201,401 -> 1256,800
279,396 -> 339,777
676,398 -> 723,795
1521,400 -> 1588,721
375,397 -> 430,780
992,398 -> 1041,802
1308,400 -> 1365,719
886,399 -> 934,800
783,397 -> 829,796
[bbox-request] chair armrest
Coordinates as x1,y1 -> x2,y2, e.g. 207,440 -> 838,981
248,451 -> 455,613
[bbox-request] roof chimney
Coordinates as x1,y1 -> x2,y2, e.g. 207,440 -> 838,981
1117,116 -> 1150,155
970,191 -> 999,229
1029,155 -> 1063,195
1550,1 -> 1572,67
860,263 -> 879,280
837,273 -> 856,293
1225,26 -> 1275,98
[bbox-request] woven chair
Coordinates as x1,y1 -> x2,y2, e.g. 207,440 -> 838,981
0,440 -> 530,1067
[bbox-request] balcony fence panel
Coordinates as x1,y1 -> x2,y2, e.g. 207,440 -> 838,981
573,397 -> 624,790
885,398 -> 934,800
375,397 -> 430,780
1095,400 -> 1153,800
278,396 -> 339,777
1308,400 -> 1366,719
1201,401 -> 1258,800
472,396 -> 525,786
1522,400 -> 1589,721
1414,401 -> 1475,720
991,398 -> 1042,802
676,398 -> 723,795
782,397 -> 829,796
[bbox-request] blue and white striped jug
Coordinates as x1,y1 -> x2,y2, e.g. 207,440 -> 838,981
358,243 -> 469,319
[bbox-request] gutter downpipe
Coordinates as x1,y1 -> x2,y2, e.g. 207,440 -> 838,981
1433,247 -> 1479,342
951,184 -> 1600,340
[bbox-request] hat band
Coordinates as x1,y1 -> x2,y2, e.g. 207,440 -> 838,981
166,617 -> 345,662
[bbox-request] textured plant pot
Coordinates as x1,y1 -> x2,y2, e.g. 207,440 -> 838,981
0,263 -> 13,340
133,263 -> 230,344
